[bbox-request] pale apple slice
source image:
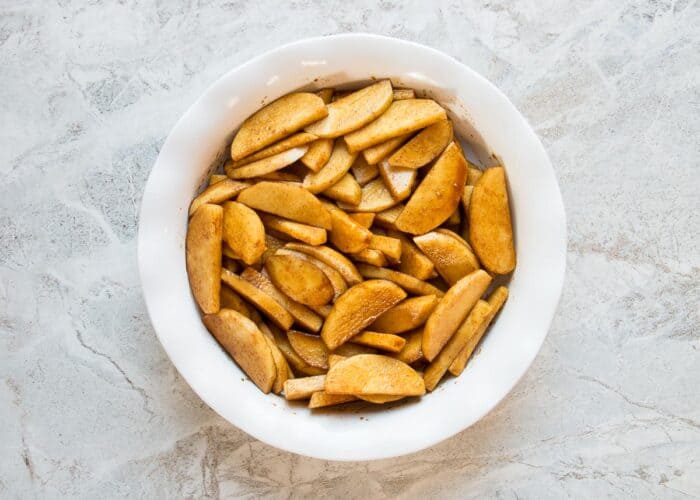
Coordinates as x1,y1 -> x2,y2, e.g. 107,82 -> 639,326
461,185 -> 474,217
373,204 -> 404,230
284,375 -> 326,400
391,328 -> 424,364
186,204 -> 222,314
350,155 -> 379,185
231,92 -> 327,160
189,179 -> 249,215
261,233 -> 287,263
225,146 -> 308,179
300,138 -> 334,172
325,203 -> 372,253
255,171 -> 302,182
305,80 -> 393,138
356,264 -> 444,297
377,161 -> 417,201
368,234 -> 402,263
303,140 -> 357,193
337,178 -> 398,213
467,167 -> 482,186
344,99 -> 447,152
274,249 -> 348,301
468,166 -> 516,274
414,231 -> 480,285
259,213 -> 326,246
269,323 -> 325,376
265,254 -> 333,306
308,391 -> 357,408
394,142 -> 468,235
221,268 -> 294,330
221,201 -> 265,265
350,248 -> 388,267
387,119 -> 452,169
228,132 -> 317,168
240,267 -> 323,332
370,295 -> 439,334
422,270 -> 492,361
308,304 -> 332,318
220,282 -> 251,317
203,309 -> 276,393
387,230 -> 436,280
449,286 -> 508,376
259,332 -> 289,395
324,354 -> 425,396
362,133 -> 412,165
288,330 -> 331,369
209,174 -> 226,185
321,280 -> 406,349
285,243 -> 362,285
423,300 -> 492,391
348,212 -> 375,228
392,88 -> 415,100
237,181 -> 331,229
322,173 -> 362,205
349,331 -> 406,353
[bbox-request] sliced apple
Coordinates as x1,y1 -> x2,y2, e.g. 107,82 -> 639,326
350,248 -> 388,267
322,173 -> 362,205
203,309 -> 276,393
308,391 -> 357,408
221,201 -> 265,265
274,249 -> 348,301
300,138 -> 334,172
261,233 -> 287,263
394,142 -> 468,234
225,145 -> 308,179
220,284 -> 252,318
370,295 -> 439,334
350,155 -> 379,185
349,331 -> 406,353
303,140 -> 357,193
377,161 -> 417,201
324,354 -> 425,396
221,268 -> 294,330
422,270 -> 492,361
362,132 -> 412,165
265,254 -> 333,306
231,92 -> 327,160
468,166 -> 516,274
392,88 -> 415,100
387,119 -> 452,169
373,204 -> 404,230
255,170 -> 302,182
337,178 -> 398,213
423,300 -> 492,391
386,230 -> 436,280
461,185 -> 474,217
305,80 -> 393,138
449,286 -> 508,376
391,328 -> 424,364
259,213 -> 326,246
269,322 -> 325,376
288,330 -> 330,369
413,231 -> 480,285
283,375 -> 326,400
189,179 -> 249,215
356,264 -> 444,297
186,204 -> 222,314
368,233 -> 402,263
260,333 -> 289,394
467,167 -> 482,186
348,212 -> 375,228
228,132 -> 317,168
284,243 -> 362,285
325,204 -> 372,253
321,280 -> 406,349
344,99 -> 447,152
209,174 -> 226,185
237,181 -> 331,229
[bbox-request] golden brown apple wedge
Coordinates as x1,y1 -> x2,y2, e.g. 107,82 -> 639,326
468,166 -> 516,274
231,92 -> 327,160
362,132 -> 412,165
368,234 -> 402,263
203,309 -> 276,393
348,212 -> 375,228
373,204 -> 404,230
325,203 -> 372,253
392,88 -> 415,100
350,248 -> 388,267
349,331 -> 406,353
422,269 -> 492,361
350,155 -> 379,185
209,174 -> 226,185
356,264 -> 444,297
324,354 -> 425,396
308,391 -> 357,408
259,213 -> 326,246
300,138 -> 334,172
265,254 -> 333,306
461,185 -> 474,217
344,99 -> 447,152
269,323 -> 325,376
387,230 -> 436,280
274,249 -> 348,301
228,132 -> 317,168
221,201 -> 265,265
449,286 -> 508,376
423,300 -> 492,391
387,119 -> 452,169
226,145 -> 308,179
285,243 -> 363,285
370,295 -> 439,334
303,140 -> 357,193
378,161 -> 417,201
288,330 -> 331,369
283,375 -> 326,400
321,280 -> 406,349
467,167 -> 483,186
189,179 -> 249,215
391,328 -> 424,364
237,181 -> 331,229
220,284 -> 252,318
394,142 -> 468,234
305,80 -> 393,138
337,178 -> 399,213
413,230 -> 480,285
186,204 -> 223,314
322,173 -> 362,205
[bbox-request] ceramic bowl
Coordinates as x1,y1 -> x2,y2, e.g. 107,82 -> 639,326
138,34 -> 566,461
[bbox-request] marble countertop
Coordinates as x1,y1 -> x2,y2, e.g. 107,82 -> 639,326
1,1 -> 698,498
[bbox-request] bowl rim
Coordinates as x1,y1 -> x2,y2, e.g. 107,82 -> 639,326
138,33 -> 567,461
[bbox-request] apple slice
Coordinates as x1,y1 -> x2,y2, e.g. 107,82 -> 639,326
322,173 -> 362,205
370,295 -> 439,334
283,375 -> 326,400
265,254 -> 333,306
377,161 -> 417,201
259,213 -> 326,246
324,354 -> 425,396
186,204 -> 223,314
228,132 -> 317,168
362,132 -> 412,165
303,140 -> 357,193
356,264 -> 444,297
222,201 -> 265,265
237,181 -> 331,229
337,178 -> 398,213
300,138 -> 334,172
225,145 -> 308,179
284,243 -> 362,285
350,155 -> 379,185
391,328 -> 424,364
189,179 -> 249,215
387,119 -> 452,169
413,230 -> 480,285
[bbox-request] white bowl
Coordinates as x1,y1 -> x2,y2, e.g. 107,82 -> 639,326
138,34 -> 566,461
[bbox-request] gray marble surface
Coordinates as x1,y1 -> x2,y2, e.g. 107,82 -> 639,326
1,1 -> 699,498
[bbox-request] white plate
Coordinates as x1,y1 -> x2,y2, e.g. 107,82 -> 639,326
137,34 -> 566,461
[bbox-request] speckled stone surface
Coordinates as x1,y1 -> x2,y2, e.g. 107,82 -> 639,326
1,1 -> 699,498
